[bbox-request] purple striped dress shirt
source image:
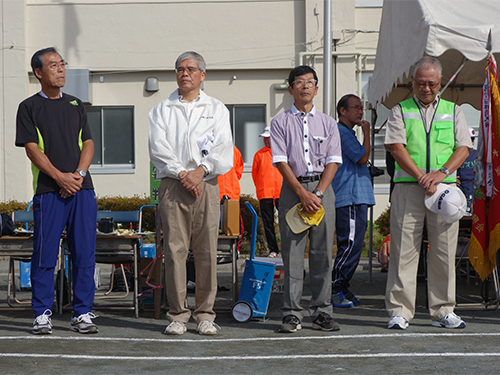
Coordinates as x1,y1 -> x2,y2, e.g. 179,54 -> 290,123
270,104 -> 342,177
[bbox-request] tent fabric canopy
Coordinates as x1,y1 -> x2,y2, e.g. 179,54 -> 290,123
368,0 -> 500,110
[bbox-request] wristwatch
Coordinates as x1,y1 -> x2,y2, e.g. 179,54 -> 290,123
313,189 -> 324,199
76,168 -> 86,178
199,164 -> 209,177
439,167 -> 449,177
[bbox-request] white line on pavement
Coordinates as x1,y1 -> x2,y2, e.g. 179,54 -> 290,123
1,352 -> 500,361
0,332 -> 500,343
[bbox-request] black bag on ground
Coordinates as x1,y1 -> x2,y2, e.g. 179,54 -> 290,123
112,268 -> 134,292
0,213 -> 14,236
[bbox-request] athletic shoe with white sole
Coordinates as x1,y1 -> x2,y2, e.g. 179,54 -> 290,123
431,312 -> 466,329
344,289 -> 361,305
312,312 -> 341,331
279,315 -> 302,333
331,291 -> 354,308
164,321 -> 187,335
33,309 -> 53,335
196,320 -> 220,335
388,316 -> 409,330
70,312 -> 98,334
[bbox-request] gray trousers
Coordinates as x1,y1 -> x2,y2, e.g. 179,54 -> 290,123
278,180 -> 335,320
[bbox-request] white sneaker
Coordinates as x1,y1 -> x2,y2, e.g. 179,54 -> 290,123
164,321 -> 187,335
70,312 -> 98,334
33,309 -> 53,335
388,316 -> 409,330
196,320 -> 220,335
431,312 -> 466,329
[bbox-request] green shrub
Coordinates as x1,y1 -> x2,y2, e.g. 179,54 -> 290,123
239,194 -> 267,255
0,200 -> 31,214
374,205 -> 391,237
362,222 -> 385,257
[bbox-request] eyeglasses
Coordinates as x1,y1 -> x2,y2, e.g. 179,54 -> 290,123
175,66 -> 201,75
413,80 -> 440,90
291,79 -> 317,88
347,105 -> 363,111
47,61 -> 68,71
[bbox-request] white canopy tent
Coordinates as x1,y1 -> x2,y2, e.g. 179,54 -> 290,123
368,0 -> 500,111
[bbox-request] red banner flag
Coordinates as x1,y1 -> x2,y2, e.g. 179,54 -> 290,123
469,54 -> 500,280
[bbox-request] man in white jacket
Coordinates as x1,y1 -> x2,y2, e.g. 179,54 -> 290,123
149,51 -> 233,335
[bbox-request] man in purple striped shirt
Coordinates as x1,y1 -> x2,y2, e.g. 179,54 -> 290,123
270,65 -> 342,333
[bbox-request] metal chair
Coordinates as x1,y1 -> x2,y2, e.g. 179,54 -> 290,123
7,210 -> 34,307
64,210 -> 143,317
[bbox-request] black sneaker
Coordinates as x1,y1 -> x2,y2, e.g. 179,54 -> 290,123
279,315 -> 302,333
344,289 -> 360,305
312,312 -> 341,331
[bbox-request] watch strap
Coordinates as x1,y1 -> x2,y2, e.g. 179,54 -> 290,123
76,168 -> 86,177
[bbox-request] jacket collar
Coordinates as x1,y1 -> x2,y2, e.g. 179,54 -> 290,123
165,89 -> 210,106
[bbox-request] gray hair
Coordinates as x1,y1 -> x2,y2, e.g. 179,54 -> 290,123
31,47 -> 62,81
412,56 -> 442,77
175,51 -> 206,72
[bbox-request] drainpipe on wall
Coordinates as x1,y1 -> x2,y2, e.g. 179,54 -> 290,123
323,0 -> 332,117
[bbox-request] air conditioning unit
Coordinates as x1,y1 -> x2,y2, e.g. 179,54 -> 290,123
64,69 -> 91,104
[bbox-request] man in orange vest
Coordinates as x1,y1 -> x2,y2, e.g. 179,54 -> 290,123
218,146 -> 243,200
252,127 -> 282,257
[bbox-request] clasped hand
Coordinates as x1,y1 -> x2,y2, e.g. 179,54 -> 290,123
179,169 -> 204,198
418,171 -> 445,195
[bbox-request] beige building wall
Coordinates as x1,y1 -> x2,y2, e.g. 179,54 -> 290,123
1,0 -> 387,217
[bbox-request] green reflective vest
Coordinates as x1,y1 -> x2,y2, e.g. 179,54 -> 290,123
394,98 -> 456,183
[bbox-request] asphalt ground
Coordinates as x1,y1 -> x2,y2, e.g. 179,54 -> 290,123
0,257 -> 500,375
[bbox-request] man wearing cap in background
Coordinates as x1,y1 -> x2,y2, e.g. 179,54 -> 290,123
330,94 -> 375,308
384,56 -> 472,330
457,128 -> 478,215
252,127 -> 282,258
270,65 -> 342,333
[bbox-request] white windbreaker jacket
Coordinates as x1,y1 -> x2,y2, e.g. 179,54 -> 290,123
149,89 -> 234,180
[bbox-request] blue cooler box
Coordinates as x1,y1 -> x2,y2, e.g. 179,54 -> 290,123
139,244 -> 163,310
238,258 -> 276,319
20,260 -> 31,289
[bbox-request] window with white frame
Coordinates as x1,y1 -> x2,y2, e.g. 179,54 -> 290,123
86,106 -> 135,173
225,104 -> 266,170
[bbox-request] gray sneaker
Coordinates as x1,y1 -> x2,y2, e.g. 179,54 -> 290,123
279,315 -> 302,333
70,312 -> 98,334
312,312 -> 341,331
431,312 -> 466,329
33,309 -> 53,335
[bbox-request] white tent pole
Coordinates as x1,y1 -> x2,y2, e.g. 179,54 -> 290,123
439,58 -> 468,96
323,0 -> 332,116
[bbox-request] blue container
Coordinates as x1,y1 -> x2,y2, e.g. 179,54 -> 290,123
233,202 -> 276,321
238,258 -> 276,318
140,243 -> 156,258
139,243 -> 161,310
19,260 -> 31,289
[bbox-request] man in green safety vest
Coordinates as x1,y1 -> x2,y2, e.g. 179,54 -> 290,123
384,57 -> 472,330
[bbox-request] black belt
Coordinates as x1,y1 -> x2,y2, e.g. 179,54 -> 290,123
297,174 -> 321,183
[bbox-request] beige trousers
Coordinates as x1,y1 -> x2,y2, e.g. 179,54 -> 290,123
385,183 -> 458,322
158,177 -> 219,324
